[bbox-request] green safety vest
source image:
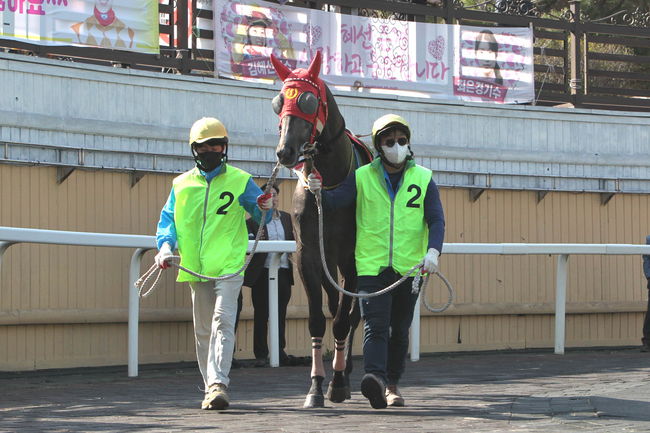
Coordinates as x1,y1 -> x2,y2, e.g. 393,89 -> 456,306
355,158 -> 432,276
173,165 -> 250,282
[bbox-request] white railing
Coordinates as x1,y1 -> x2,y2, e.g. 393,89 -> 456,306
410,243 -> 650,361
0,226 -> 295,376
2,227 -> 650,374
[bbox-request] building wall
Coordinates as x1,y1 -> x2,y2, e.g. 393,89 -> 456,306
1,164 -> 648,370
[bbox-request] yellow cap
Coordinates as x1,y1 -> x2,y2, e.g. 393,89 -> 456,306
189,117 -> 228,146
371,114 -> 411,147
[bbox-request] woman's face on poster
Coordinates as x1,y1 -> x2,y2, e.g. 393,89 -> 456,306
475,37 -> 498,69
248,24 -> 270,47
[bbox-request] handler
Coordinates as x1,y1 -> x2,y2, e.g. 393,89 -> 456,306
308,114 -> 445,409
154,117 -> 272,410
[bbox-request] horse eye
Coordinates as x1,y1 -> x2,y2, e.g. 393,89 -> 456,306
272,93 -> 283,115
297,91 -> 318,115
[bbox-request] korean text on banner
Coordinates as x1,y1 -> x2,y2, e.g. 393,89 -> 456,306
214,0 -> 533,104
0,0 -> 159,54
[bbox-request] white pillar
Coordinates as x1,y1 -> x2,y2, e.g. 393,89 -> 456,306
268,253 -> 280,367
410,293 -> 421,361
128,248 -> 147,377
555,254 -> 569,355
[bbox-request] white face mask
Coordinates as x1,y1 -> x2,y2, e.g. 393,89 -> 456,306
382,143 -> 409,165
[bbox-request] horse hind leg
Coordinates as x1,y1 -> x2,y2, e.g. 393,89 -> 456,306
344,299 -> 361,398
325,283 -> 354,403
326,339 -> 349,403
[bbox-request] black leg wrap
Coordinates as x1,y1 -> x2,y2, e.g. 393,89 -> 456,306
303,376 -> 325,408
326,370 -> 350,403
311,337 -> 322,350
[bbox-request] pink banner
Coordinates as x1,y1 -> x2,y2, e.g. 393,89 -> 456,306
214,0 -> 533,104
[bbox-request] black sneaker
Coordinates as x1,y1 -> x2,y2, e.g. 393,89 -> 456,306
360,373 -> 387,409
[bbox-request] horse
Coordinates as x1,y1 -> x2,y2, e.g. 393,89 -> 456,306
270,51 -> 373,408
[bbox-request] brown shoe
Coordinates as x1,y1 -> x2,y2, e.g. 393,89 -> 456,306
201,383 -> 230,410
386,384 -> 405,407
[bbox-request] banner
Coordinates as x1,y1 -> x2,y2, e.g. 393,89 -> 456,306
0,0 -> 159,54
214,0 -> 533,104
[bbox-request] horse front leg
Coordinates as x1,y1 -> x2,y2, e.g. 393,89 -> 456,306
299,251 -> 327,408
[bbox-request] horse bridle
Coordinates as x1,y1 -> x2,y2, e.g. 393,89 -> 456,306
276,76 -> 351,188
282,76 -> 328,147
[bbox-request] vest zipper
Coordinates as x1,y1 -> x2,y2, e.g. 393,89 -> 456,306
388,199 -> 395,269
198,180 -> 211,276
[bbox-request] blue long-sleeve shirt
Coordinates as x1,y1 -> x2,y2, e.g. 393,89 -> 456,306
156,164 -> 271,250
321,163 -> 445,253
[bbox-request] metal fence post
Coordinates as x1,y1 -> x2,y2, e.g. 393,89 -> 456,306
410,294 -> 421,362
268,253 -> 280,367
555,254 -> 569,354
128,248 -> 148,377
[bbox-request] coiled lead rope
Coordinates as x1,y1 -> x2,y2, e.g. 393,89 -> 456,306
412,268 -> 455,313
135,161 -> 283,297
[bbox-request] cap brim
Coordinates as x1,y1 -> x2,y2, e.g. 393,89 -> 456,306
193,135 -> 227,144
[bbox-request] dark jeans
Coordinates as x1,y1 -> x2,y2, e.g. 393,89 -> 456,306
358,268 -> 419,386
642,280 -> 650,345
237,268 -> 292,359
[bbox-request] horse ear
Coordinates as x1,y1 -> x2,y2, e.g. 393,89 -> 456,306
307,50 -> 322,78
270,54 -> 291,82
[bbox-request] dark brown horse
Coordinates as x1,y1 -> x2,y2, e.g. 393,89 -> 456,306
270,51 -> 372,408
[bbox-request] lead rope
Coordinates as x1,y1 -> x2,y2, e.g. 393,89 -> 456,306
135,161 -> 283,298
412,267 -> 455,313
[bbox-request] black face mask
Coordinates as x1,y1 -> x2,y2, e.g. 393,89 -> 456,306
194,151 -> 223,172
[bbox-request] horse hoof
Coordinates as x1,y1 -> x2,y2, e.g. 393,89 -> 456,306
326,382 -> 349,403
303,393 -> 325,408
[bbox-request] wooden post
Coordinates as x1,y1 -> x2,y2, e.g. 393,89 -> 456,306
444,0 -> 455,24
177,0 -> 190,74
569,1 -> 583,107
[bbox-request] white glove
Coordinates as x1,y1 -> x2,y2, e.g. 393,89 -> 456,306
155,242 -> 173,269
422,248 -> 440,274
307,173 -> 322,193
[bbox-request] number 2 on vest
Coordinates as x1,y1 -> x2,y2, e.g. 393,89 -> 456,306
216,191 -> 235,214
406,184 -> 421,208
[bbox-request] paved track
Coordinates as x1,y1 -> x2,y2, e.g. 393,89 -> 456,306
2,349 -> 650,432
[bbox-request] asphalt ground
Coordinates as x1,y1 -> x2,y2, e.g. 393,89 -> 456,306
1,348 -> 650,433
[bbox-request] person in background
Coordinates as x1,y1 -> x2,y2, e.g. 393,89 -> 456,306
307,113 -> 445,409
642,235 -> 650,352
154,117 -> 272,410
236,182 -> 298,367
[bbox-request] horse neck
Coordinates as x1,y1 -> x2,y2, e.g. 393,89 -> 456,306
314,96 -> 352,188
